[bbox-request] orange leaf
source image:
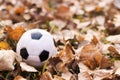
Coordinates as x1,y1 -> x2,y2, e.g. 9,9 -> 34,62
0,41 -> 10,50
15,6 -> 25,14
8,26 -> 25,41
95,6 -> 102,13
5,26 -> 13,33
57,5 -> 69,13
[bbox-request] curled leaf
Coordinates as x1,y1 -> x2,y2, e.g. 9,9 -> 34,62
20,62 -> 38,72
58,42 -> 75,63
0,50 -> 22,71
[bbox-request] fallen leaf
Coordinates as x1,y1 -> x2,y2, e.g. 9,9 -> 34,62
14,75 -> 27,80
114,60 -> 120,69
49,19 -> 67,30
0,41 -> 11,50
105,21 -> 117,35
53,75 -> 65,80
108,45 -> 120,58
15,6 -> 25,14
73,19 -> 91,29
79,36 -> 102,69
95,16 -> 105,26
20,62 -> 38,72
92,69 -> 113,80
95,6 -> 103,13
113,14 -> 120,27
113,0 -> 120,9
114,68 -> 120,76
67,59 -> 80,74
40,71 -> 53,80
113,67 -> 120,80
49,57 -> 68,73
0,50 -> 22,71
78,71 -> 92,80
100,56 -> 112,69
56,4 -> 73,19
84,4 -> 96,12
78,62 -> 92,77
106,35 -> 120,43
0,20 -> 13,26
61,72 -> 72,80
23,13 -> 31,21
8,26 -> 25,41
58,42 -> 75,63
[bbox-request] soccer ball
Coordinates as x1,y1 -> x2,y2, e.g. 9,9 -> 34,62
16,29 -> 57,67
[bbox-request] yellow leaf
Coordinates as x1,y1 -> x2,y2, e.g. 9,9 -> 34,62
0,41 -> 10,50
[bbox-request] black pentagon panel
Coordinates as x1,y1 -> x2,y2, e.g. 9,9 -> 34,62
20,48 -> 29,60
31,32 -> 42,40
39,50 -> 49,62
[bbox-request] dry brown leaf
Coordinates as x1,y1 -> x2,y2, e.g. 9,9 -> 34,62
106,35 -> 120,43
113,67 -> 120,79
15,6 -> 25,14
108,45 -> 120,58
57,5 -> 69,13
73,19 -> 91,29
114,68 -> 120,75
99,56 -> 112,69
91,35 -> 99,45
58,42 -> 75,63
49,57 -> 68,73
92,69 -> 113,80
78,62 -> 89,71
113,14 -> 120,27
78,71 -> 92,80
76,33 -> 85,43
20,62 -> 38,72
95,16 -> 105,26
79,39 -> 102,69
40,71 -> 53,80
0,41 -> 11,50
0,50 -> 22,71
95,6 -> 103,13
14,75 -> 27,80
113,0 -> 120,9
8,26 -> 25,41
56,4 -> 73,19
5,26 -> 13,33
23,13 -> 31,21
53,75 -> 65,80
114,60 -> 120,69
67,58 -> 80,74
61,72 -> 72,80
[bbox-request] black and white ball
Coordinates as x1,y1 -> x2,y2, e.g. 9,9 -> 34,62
16,29 -> 57,67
